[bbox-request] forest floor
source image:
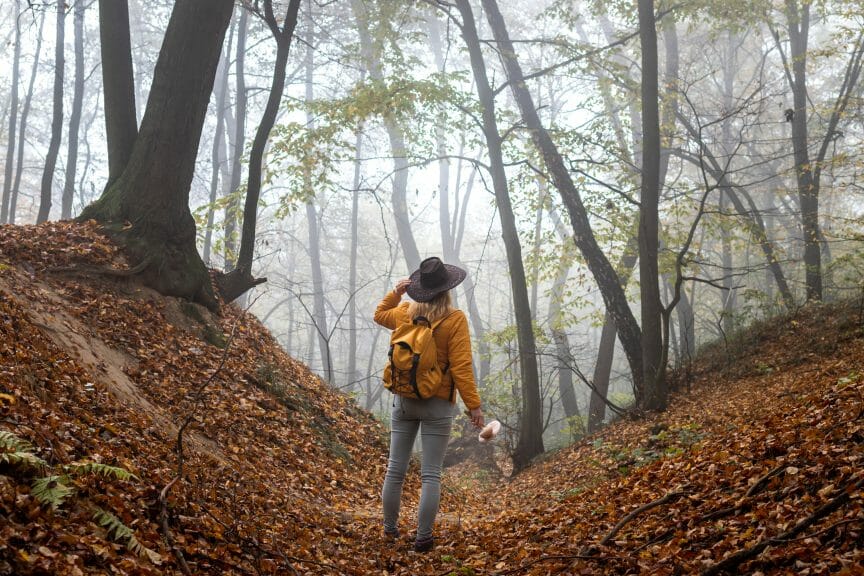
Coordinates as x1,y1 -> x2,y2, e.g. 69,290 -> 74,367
0,221 -> 862,575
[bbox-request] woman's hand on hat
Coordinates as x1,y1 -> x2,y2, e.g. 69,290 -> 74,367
394,278 -> 411,296
469,407 -> 484,429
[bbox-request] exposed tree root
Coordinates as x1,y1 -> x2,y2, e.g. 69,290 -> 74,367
49,255 -> 153,277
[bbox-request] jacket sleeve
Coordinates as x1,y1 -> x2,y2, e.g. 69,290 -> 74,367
373,290 -> 409,330
448,312 -> 481,410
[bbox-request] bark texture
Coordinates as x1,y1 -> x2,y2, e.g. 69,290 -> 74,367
456,0 -> 544,471
480,0 -> 644,397
80,0 -> 235,309
98,0 -> 137,189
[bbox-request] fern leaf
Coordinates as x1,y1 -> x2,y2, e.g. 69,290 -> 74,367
31,475 -> 75,509
66,462 -> 137,482
0,430 -> 34,453
0,450 -> 48,470
0,431 -> 46,471
91,507 -> 162,565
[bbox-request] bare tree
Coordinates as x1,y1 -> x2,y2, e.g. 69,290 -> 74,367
203,24 -> 234,266
771,2 -> 864,301
479,0 -> 645,401
61,0 -> 86,219
225,6 -> 248,271
10,8 -> 46,224
350,0 -> 421,271
216,0 -> 303,302
452,0 -> 544,470
1,0 -> 22,223
37,0 -> 66,223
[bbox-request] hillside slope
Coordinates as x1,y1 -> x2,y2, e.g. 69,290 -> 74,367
453,300 -> 864,574
1,222 -> 863,576
0,222 -> 418,575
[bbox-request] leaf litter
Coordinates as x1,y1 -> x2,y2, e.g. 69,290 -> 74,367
0,221 -> 861,575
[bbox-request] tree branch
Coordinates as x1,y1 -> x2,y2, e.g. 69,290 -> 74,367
701,474 -> 864,575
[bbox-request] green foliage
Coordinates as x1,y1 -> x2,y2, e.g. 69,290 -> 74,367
837,372 -> 860,389
92,506 -> 162,565
29,461 -> 137,510
31,475 -> 76,509
66,461 -> 138,482
603,423 -> 706,475
252,361 -> 299,411
0,431 -> 156,562
268,73 -> 474,214
439,553 -> 476,576
609,391 -> 635,409
0,430 -> 47,470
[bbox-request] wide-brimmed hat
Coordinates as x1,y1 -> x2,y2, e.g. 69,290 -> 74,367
406,257 -> 467,302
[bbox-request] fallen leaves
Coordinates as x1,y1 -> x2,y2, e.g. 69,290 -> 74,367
0,221 -> 863,575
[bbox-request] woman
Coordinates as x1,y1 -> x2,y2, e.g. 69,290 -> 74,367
374,256 -> 484,552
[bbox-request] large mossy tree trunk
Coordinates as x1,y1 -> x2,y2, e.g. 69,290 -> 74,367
80,0 -> 235,310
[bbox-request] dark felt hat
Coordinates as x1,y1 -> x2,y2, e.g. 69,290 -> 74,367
406,257 -> 467,302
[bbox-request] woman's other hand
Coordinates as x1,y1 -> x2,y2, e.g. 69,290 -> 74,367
394,278 -> 411,296
469,407 -> 484,429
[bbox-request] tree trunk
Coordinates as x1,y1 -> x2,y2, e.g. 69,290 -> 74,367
225,6 -> 248,272
543,203 -> 579,421
10,9 -> 45,224
302,0 -> 331,382
456,0 -> 544,471
347,118 -> 364,393
98,0 -> 137,190
1,0 -> 22,224
480,0 -> 644,398
61,0 -> 86,219
216,0 -> 302,302
675,281 -> 696,363
637,0 -> 665,412
79,0 -> 235,309
427,11 -> 490,387
782,1 -> 820,300
549,256 -> 578,421
203,27 -> 233,266
718,31 -> 737,333
589,313 -> 616,432
37,0 -> 66,224
350,0 -> 420,271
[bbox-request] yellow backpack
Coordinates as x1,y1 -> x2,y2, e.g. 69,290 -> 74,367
383,314 -> 454,400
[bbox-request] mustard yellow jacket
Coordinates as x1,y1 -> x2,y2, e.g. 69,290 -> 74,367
374,290 -> 482,410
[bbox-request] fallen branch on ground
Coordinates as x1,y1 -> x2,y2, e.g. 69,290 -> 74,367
580,491 -> 685,555
701,475 -> 864,575
157,301 -> 249,575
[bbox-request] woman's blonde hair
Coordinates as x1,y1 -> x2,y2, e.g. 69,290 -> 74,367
408,290 -> 454,324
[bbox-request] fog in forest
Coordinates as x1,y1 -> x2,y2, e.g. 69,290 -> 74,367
1,0 -> 862,460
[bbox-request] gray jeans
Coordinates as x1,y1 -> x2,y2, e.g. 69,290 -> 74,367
382,396 -> 454,540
